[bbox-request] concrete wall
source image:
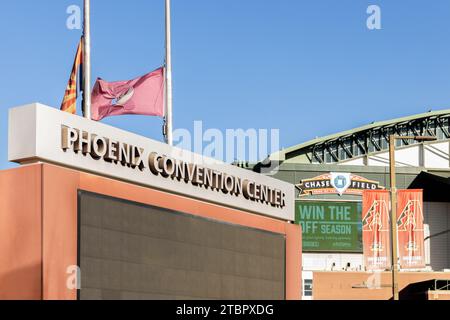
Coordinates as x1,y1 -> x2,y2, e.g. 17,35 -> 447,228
424,202 -> 450,271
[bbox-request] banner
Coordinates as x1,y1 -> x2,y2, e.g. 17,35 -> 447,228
296,201 -> 362,252
397,190 -> 425,269
362,190 -> 391,271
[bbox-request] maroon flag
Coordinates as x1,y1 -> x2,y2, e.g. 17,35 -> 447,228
91,67 -> 165,121
362,190 -> 391,271
397,190 -> 425,269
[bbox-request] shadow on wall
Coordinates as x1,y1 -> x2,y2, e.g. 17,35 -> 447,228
398,280 -> 437,300
425,229 -> 450,242
409,172 -> 450,202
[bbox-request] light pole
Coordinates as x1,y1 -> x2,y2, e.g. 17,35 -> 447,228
388,134 -> 437,300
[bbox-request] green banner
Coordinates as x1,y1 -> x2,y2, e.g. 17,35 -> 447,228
295,201 -> 362,252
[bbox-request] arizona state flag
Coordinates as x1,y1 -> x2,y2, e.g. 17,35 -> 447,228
61,38 -> 83,114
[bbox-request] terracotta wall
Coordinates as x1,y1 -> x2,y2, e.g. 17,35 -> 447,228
313,271 -> 450,300
285,223 -> 302,300
0,165 -> 42,300
0,163 -> 302,300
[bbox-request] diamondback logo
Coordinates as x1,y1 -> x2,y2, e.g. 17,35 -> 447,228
362,200 -> 390,232
397,199 -> 424,253
362,199 -> 390,252
397,200 -> 423,232
296,172 -> 383,197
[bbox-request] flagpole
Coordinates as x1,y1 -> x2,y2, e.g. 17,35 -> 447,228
83,0 -> 92,120
165,0 -> 173,145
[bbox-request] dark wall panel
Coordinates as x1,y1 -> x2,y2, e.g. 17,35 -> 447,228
78,191 -> 285,300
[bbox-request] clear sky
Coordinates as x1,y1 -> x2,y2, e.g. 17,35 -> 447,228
2,0 -> 450,169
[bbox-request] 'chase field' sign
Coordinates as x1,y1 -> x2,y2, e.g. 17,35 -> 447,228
296,172 -> 383,197
8,104 -> 295,221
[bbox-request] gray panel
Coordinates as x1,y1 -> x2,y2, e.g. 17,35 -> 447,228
272,171 -> 296,185
424,202 -> 449,271
78,192 -> 286,300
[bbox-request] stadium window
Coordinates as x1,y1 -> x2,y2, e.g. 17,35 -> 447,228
354,139 -> 365,156
338,146 -> 345,160
373,132 -> 381,150
312,147 -> 323,163
380,136 -> 388,150
368,141 -> 376,153
401,126 -> 408,137
436,126 -> 443,139
330,144 -> 338,163
436,118 -> 448,139
426,121 -> 437,137
355,146 -> 362,156
312,155 -> 320,164
444,118 -> 449,134
325,151 -> 332,163
342,140 -> 353,159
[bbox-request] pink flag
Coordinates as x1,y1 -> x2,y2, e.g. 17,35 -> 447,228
91,67 -> 164,121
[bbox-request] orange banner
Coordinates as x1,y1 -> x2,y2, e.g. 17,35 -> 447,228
362,190 -> 391,271
397,190 -> 425,269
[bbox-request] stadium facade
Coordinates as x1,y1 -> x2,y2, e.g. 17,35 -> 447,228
239,109 -> 450,299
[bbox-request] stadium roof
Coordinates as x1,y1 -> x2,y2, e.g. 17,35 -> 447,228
273,108 -> 450,161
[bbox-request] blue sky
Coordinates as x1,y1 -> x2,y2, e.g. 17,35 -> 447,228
2,0 -> 450,169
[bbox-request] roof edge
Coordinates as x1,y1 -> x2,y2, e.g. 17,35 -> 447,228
280,108 -> 450,157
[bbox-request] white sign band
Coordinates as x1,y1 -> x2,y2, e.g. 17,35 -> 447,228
8,104 -> 295,221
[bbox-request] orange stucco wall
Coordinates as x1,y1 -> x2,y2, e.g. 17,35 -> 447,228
313,271 -> 450,300
0,163 -> 302,300
0,165 -> 42,300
